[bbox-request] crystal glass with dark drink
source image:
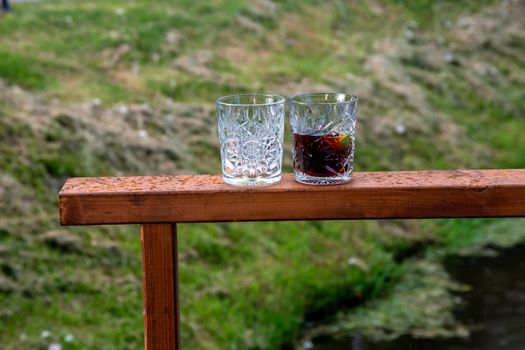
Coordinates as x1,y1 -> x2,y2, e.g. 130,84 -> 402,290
290,93 -> 358,185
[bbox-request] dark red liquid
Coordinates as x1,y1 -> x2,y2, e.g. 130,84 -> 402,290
293,133 -> 352,177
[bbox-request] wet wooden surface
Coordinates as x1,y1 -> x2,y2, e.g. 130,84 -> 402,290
59,170 -> 525,225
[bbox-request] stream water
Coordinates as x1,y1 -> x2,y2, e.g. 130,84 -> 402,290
313,244 -> 525,350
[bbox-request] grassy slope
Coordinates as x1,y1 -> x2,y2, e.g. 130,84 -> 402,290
0,0 -> 524,349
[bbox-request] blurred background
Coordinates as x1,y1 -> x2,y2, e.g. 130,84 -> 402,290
0,0 -> 524,349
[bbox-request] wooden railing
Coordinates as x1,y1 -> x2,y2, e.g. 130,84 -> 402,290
59,169 -> 525,350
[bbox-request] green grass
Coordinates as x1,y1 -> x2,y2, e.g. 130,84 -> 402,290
424,75 -> 525,168
0,50 -> 51,89
390,0 -> 496,27
155,76 -> 242,102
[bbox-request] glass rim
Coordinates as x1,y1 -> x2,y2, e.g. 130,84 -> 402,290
216,93 -> 286,107
290,92 -> 358,106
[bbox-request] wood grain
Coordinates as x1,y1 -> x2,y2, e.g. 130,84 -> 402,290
60,170 -> 525,225
140,224 -> 179,350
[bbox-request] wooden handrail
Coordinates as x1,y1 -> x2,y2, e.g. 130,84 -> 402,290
60,170 -> 525,225
58,169 -> 525,350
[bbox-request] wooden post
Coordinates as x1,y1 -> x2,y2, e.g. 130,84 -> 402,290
140,224 -> 180,350
57,169 -> 525,350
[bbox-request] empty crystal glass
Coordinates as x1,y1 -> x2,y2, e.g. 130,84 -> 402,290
217,94 -> 285,186
290,93 -> 358,185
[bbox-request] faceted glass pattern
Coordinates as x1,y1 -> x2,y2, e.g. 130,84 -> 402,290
217,94 -> 285,186
290,93 -> 358,185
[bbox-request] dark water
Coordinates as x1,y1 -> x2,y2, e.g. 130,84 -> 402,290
313,245 -> 525,350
